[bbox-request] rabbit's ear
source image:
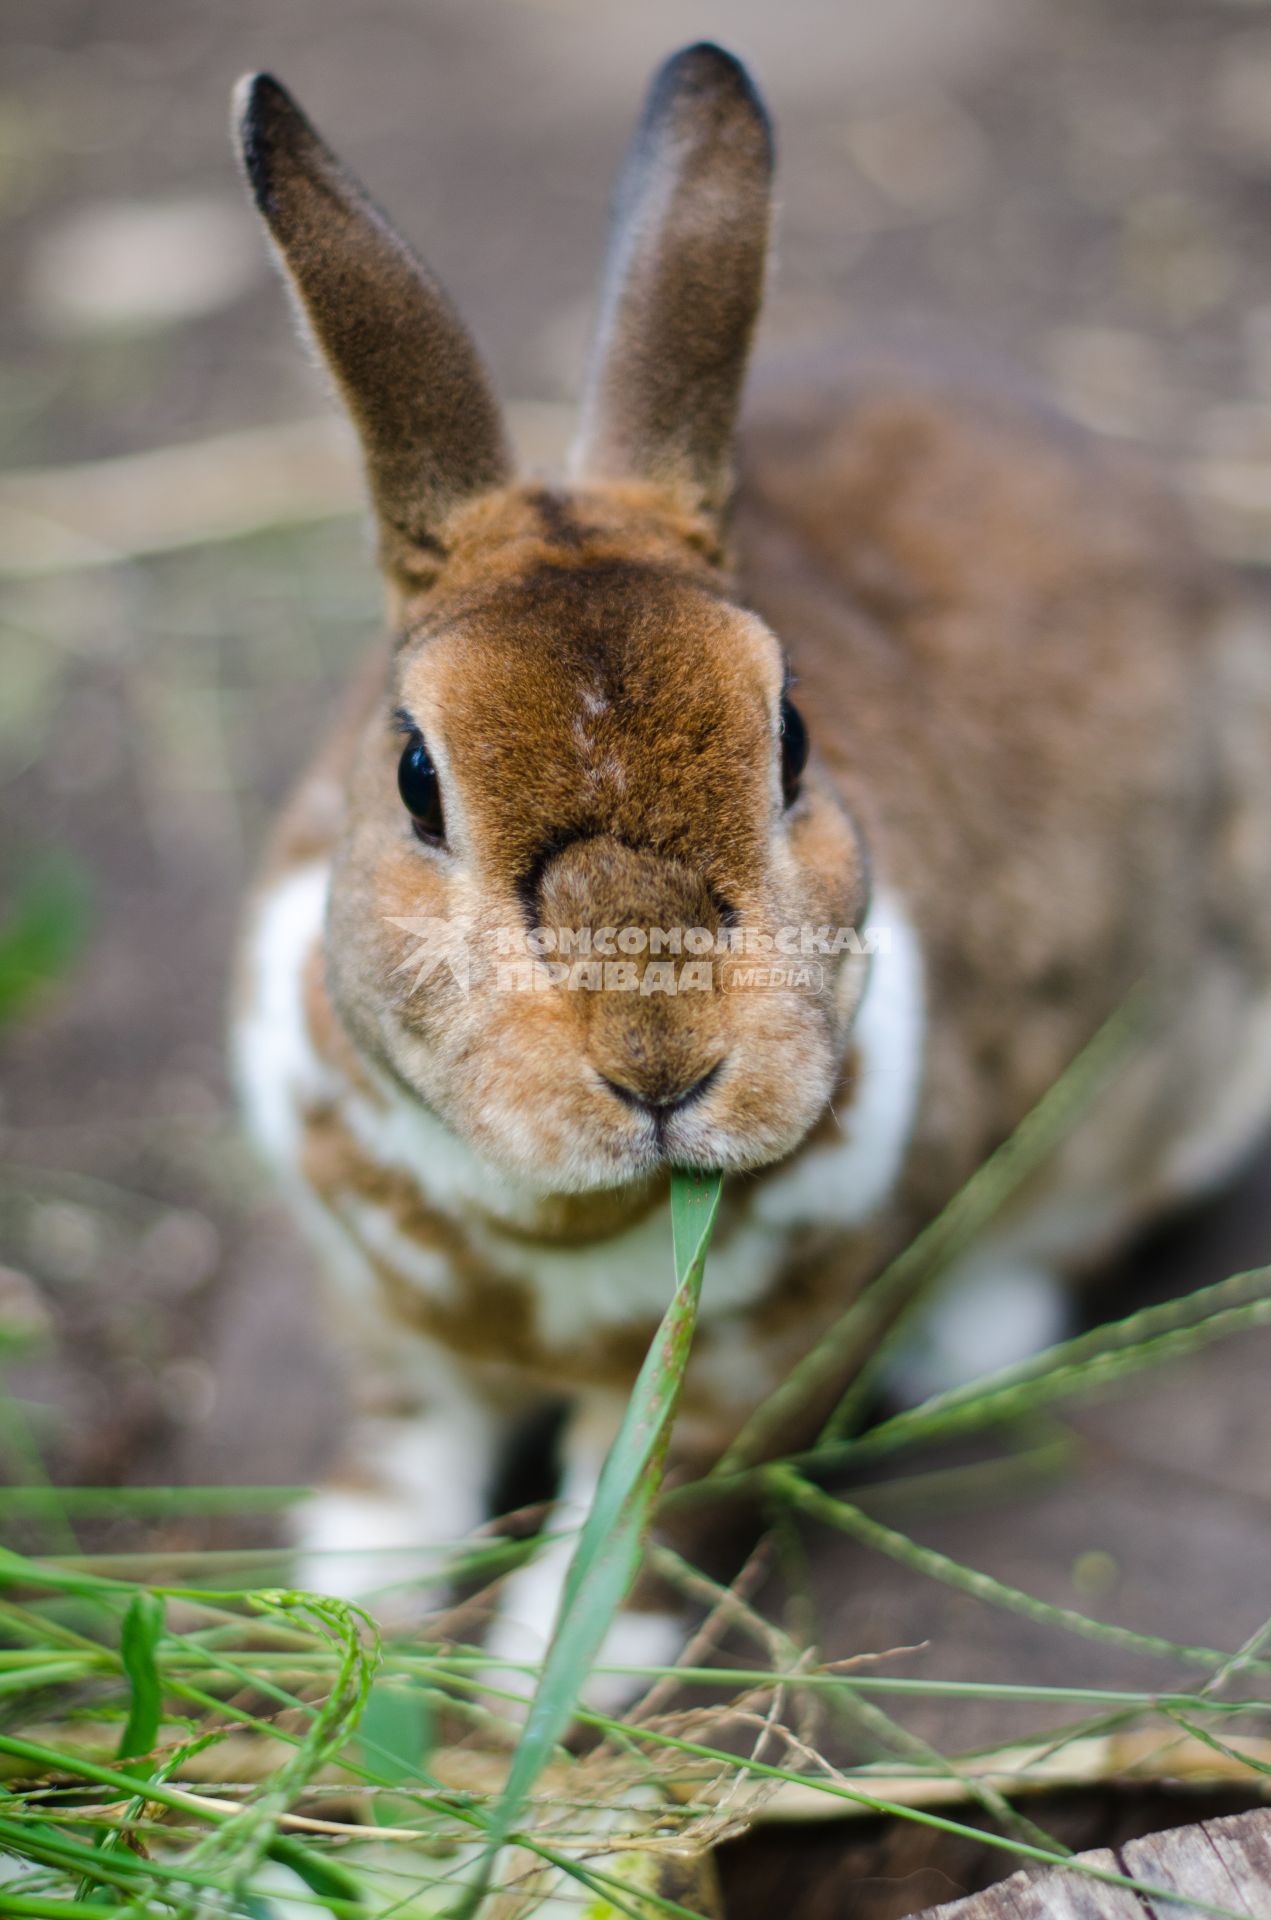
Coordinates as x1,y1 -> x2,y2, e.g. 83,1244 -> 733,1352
572,43 -> 773,525
233,74 -> 512,562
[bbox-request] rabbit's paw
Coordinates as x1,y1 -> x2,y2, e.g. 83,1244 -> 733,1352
483,1538 -> 685,1717
585,1606 -> 687,1714
290,1410 -> 495,1607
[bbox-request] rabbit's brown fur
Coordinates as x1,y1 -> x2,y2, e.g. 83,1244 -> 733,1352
231,47 -> 1271,1679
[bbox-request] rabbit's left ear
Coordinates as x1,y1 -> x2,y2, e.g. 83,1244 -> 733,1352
233,74 -> 512,565
572,43 -> 774,525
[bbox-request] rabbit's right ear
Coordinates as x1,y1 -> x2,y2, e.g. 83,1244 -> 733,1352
233,75 -> 512,567
572,44 -> 774,527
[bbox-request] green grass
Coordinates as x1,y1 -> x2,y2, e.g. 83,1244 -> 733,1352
2,1040 -> 1271,1917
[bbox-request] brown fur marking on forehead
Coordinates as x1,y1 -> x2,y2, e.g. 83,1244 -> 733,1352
460,557 -> 734,694
389,481 -> 783,905
527,486 -> 587,551
389,479 -> 733,621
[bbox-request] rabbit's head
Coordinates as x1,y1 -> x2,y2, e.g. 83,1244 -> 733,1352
235,47 -> 871,1193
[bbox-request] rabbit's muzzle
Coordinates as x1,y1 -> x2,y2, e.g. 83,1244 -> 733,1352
531,833 -> 733,1119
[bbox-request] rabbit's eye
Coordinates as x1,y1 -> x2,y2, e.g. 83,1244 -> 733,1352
779,695 -> 809,807
397,731 -> 445,843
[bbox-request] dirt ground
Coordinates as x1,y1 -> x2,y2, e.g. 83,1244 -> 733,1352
4,1 -> 1271,1912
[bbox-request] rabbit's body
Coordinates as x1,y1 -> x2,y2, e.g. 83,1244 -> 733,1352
230,48 -> 1271,1674
738,371 -> 1271,1223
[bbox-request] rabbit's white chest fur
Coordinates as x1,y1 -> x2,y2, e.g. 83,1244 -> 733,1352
235,859 -> 928,1360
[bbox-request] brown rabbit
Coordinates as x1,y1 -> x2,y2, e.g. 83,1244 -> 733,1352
231,45 -> 1271,1687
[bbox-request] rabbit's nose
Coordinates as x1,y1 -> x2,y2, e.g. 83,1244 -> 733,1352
601,1057 -> 726,1118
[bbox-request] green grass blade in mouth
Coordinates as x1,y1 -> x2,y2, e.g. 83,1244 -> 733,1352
457,1167 -> 723,1917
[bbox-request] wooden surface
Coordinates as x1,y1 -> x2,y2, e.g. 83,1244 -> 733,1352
719,1793 -> 1264,1920
916,1806 -> 1271,1920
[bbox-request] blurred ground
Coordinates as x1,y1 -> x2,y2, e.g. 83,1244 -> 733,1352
3,2 -> 1271,1906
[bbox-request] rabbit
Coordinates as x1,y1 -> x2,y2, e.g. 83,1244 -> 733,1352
230,43 -> 1271,1690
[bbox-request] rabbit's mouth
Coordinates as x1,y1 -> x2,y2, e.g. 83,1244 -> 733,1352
594,1057 -> 773,1182
611,1099 -> 815,1188
365,881 -> 909,1203
375,1003 -> 842,1201
599,1055 -> 726,1130
600,1077 -> 731,1182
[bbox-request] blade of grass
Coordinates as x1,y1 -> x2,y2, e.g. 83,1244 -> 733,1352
813,1262 -> 1271,1472
0,1728 -> 368,1904
714,990 -> 1147,1473
0,1657 -> 105,1693
811,1665 -> 1069,1856
117,1589 -> 164,1762
453,1167 -> 723,1919
772,1470 -> 1255,1674
0,1486 -> 305,1517
359,1677 -> 432,1828
1201,1612 -> 1271,1699
70,1589 -> 169,1909
175,1591 -> 379,1917
0,1899 -> 132,1918
1164,1711 -> 1271,1781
